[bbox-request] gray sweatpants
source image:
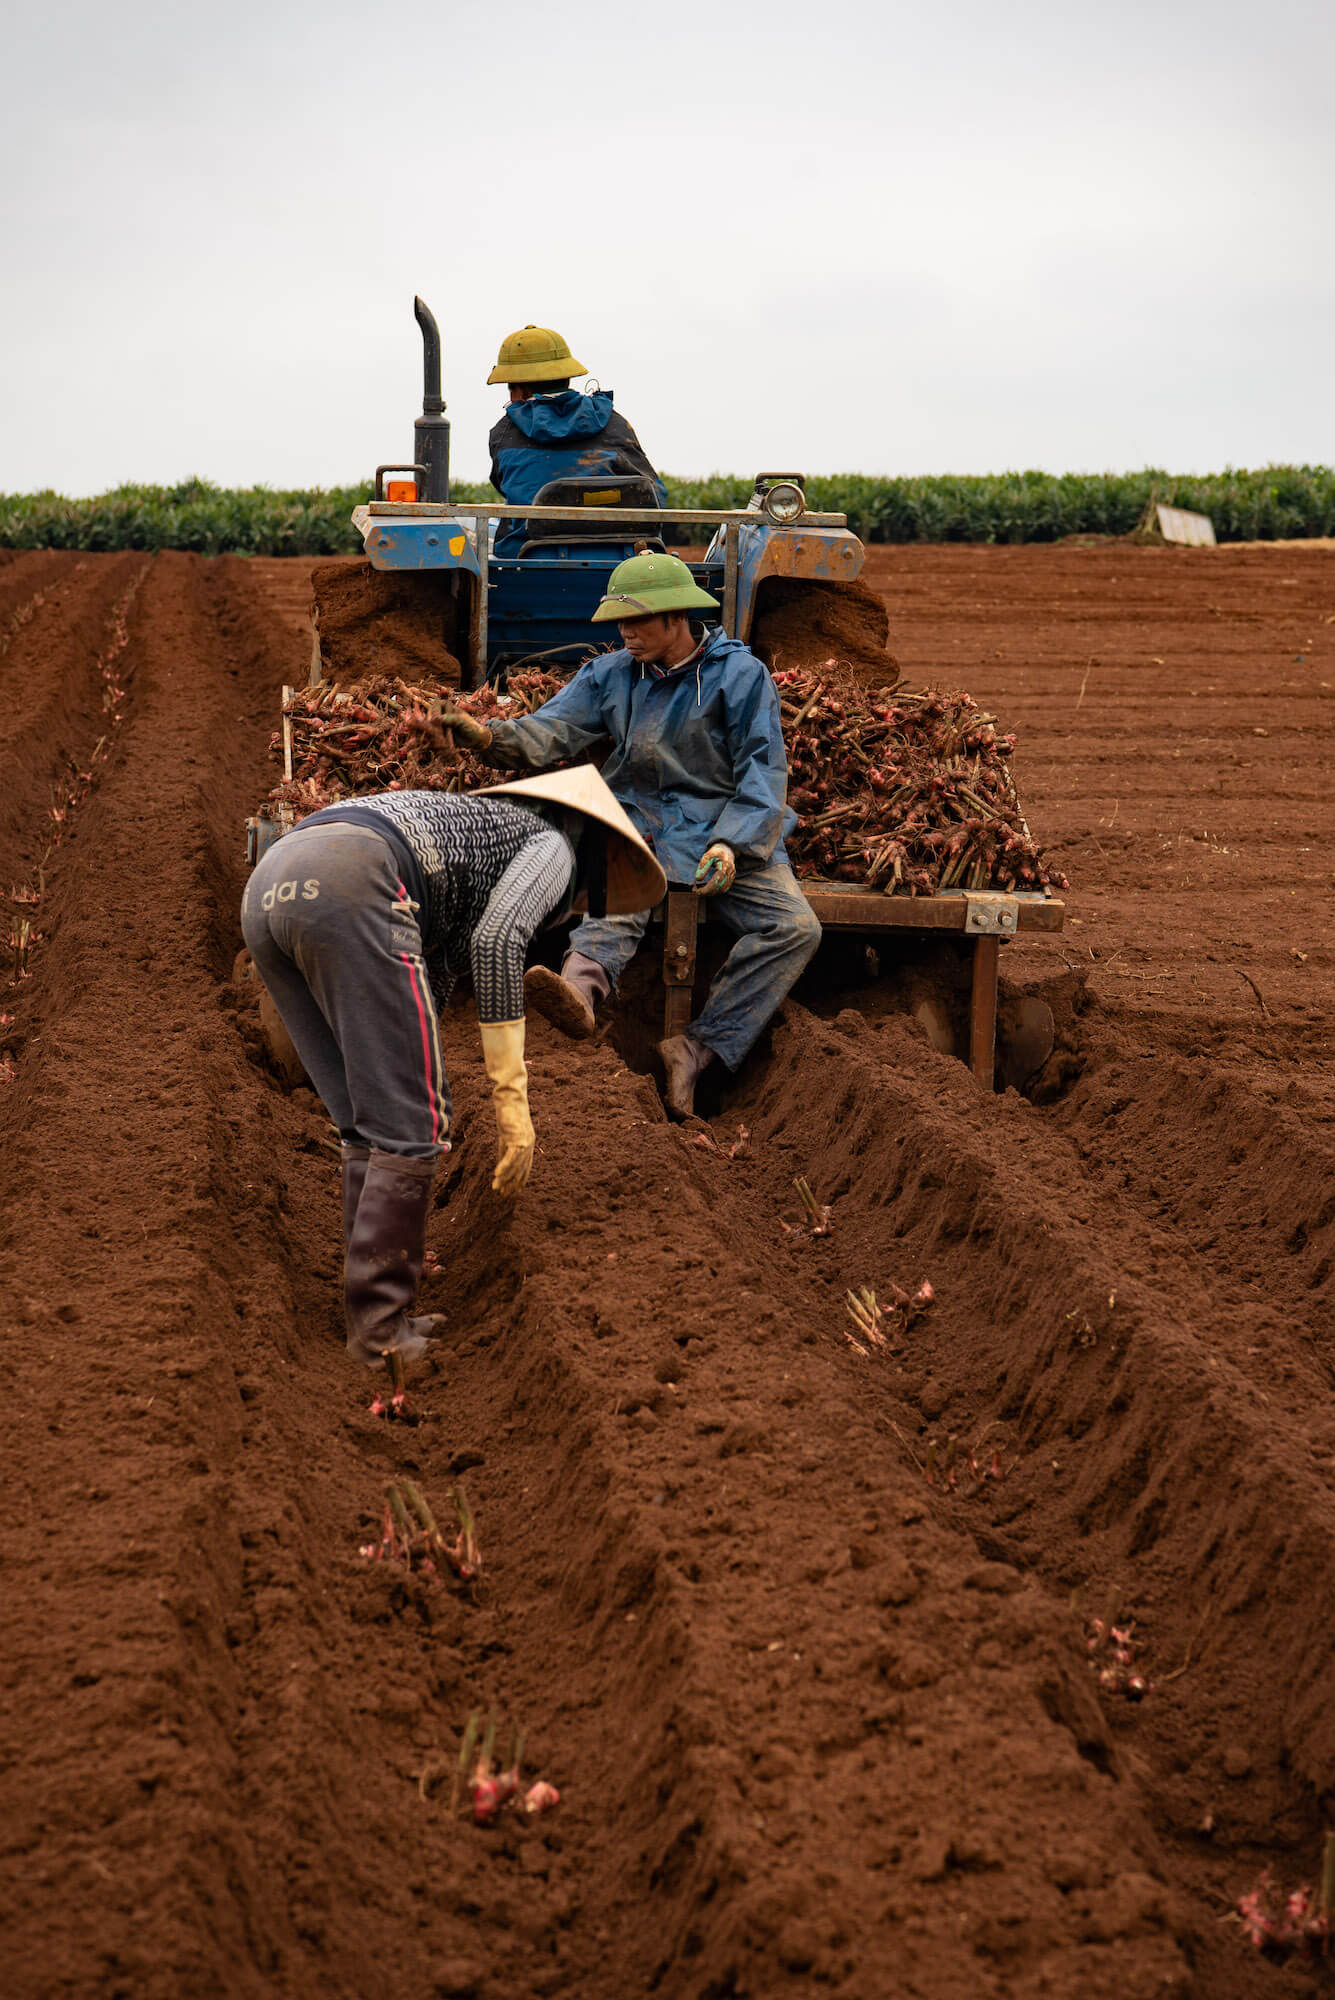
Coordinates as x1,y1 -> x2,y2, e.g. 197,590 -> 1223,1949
241,823 -> 450,1159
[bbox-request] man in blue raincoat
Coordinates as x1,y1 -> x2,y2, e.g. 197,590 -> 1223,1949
486,324 -> 667,557
439,552 -> 821,1118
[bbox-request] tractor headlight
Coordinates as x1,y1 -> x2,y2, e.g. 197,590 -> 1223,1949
762,481 -> 805,524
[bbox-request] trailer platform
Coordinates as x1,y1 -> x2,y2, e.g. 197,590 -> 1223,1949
660,882 -> 1066,1091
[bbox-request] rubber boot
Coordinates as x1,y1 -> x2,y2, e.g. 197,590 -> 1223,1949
341,1143 -> 371,1247
523,951 -> 610,1041
344,1150 -> 445,1367
657,1033 -> 713,1120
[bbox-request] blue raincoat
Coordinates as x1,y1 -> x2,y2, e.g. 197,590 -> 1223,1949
488,390 -> 667,557
485,627 -> 794,884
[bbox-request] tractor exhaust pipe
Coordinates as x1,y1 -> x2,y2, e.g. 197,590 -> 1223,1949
413,296 -> 451,503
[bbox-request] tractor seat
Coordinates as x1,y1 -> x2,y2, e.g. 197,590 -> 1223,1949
517,470 -> 665,557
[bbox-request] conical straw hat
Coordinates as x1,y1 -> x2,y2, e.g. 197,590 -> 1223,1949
477,766 -> 667,914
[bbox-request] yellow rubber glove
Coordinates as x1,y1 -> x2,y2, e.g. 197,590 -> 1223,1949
693,842 -> 736,896
478,1018 -> 534,1197
438,706 -> 493,754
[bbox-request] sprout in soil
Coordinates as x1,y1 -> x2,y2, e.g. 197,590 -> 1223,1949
691,1122 -> 750,1160
1085,1607 -> 1152,1701
1237,1833 -> 1335,1961
369,1348 -> 412,1422
845,1278 -> 934,1356
453,1709 -> 561,1826
9,919 -> 32,981
793,1176 -> 833,1236
845,1287 -> 887,1354
923,1431 -> 1007,1495
359,1478 -> 482,1589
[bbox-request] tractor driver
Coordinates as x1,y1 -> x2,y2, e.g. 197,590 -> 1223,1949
487,324 -> 667,557
437,551 -> 822,1120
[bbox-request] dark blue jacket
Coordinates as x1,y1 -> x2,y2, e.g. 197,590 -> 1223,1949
488,390 -> 667,556
486,627 -> 794,882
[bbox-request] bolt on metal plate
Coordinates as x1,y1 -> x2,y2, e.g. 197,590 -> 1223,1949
963,893 -> 1020,936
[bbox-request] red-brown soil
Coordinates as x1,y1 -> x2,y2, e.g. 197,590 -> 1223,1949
751,575 -> 898,684
2,541 -> 1333,1999
311,557 -> 464,685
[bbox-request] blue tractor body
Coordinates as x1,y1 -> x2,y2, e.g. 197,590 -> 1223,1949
348,300 -> 866,688
353,498 -> 865,686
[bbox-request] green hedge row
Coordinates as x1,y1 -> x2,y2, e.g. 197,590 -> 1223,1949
0,479 -> 490,557
1,467 -> 1331,554
666,466 -> 1335,543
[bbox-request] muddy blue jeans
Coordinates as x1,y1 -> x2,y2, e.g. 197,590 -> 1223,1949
568,857 -> 821,1070
241,823 -> 450,1160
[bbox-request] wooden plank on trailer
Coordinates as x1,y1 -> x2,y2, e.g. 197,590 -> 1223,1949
800,883 -> 1065,934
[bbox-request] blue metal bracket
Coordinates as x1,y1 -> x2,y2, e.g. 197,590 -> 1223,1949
358,514 -> 481,575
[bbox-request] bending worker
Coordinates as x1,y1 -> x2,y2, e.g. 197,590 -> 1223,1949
438,551 -> 822,1120
487,324 -> 667,556
240,770 -> 665,1368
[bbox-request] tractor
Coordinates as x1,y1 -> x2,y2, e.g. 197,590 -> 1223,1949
333,297 -> 873,689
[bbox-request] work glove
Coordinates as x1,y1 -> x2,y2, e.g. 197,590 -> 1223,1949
437,706 -> 493,754
693,842 -> 736,896
478,1018 -> 534,1198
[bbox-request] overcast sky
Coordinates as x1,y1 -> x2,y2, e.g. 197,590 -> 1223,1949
3,0 -> 1330,494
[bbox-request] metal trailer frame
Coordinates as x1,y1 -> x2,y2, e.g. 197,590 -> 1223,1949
660,882 -> 1067,1091
348,498 -> 859,690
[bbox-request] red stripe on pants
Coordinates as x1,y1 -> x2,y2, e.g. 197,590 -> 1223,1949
399,952 -> 440,1146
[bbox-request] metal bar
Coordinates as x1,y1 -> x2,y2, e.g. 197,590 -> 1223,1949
968,937 -> 1001,1090
722,521 -> 739,636
473,514 -> 489,689
662,890 -> 699,1038
362,501 -> 848,528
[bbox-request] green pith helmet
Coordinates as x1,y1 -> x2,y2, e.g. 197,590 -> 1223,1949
486,324 -> 587,385
591,551 -> 721,624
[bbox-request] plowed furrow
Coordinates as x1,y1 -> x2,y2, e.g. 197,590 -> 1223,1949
0,552 -> 311,1993
729,1006 -> 1335,1956
0,549 -> 72,637
0,551 -> 149,886
1046,1041 -> 1335,1351
392,1027 -> 1197,1999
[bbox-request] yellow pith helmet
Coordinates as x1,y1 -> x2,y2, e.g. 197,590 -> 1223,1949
486,324 -> 587,386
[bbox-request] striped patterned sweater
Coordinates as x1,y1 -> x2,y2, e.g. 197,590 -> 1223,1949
302,792 -> 574,1020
